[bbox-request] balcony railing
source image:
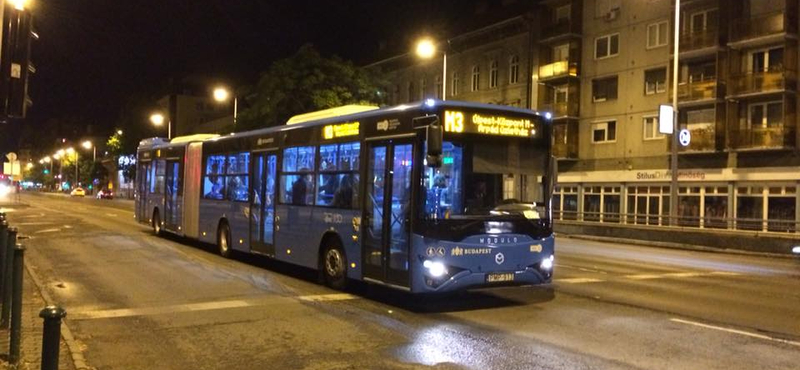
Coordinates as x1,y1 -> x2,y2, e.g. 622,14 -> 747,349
553,122 -> 578,159
541,20 -> 581,40
733,126 -> 793,149
538,60 -> 579,80
540,101 -> 579,118
679,29 -> 719,52
677,79 -> 718,102
730,11 -> 795,42
731,70 -> 795,96
678,127 -> 716,152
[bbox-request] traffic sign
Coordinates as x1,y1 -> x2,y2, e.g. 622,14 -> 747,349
679,129 -> 691,147
659,105 -> 674,134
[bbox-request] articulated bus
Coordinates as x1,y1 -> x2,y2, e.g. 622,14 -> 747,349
135,100 -> 556,293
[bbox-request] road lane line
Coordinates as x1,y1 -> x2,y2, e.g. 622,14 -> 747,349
71,293 -> 359,320
670,318 -> 800,347
625,274 -> 662,280
13,222 -> 53,226
556,277 -> 604,284
34,228 -> 60,234
555,264 -> 608,274
105,213 -> 118,217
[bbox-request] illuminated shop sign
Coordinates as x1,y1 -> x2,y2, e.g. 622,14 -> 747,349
444,110 -> 535,137
323,121 -> 360,139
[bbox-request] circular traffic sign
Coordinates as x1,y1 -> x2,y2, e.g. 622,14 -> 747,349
679,129 -> 691,147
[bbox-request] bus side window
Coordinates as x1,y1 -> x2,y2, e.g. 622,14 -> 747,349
280,146 -> 315,206
203,154 -> 226,200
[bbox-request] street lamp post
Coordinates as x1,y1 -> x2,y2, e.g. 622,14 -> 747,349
415,38 -> 447,101
670,0 -> 680,226
66,147 -> 77,188
213,86 -> 238,126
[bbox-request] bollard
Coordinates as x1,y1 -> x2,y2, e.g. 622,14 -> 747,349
8,244 -> 25,365
0,220 -> 7,299
1,227 -> 16,329
39,305 -> 67,370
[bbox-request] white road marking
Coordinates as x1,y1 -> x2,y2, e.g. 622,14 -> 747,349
557,277 -> 604,284
298,293 -> 357,302
670,318 -> 800,347
34,228 -> 60,234
70,293 -> 359,320
105,213 -> 118,217
13,222 -> 53,226
626,271 -> 740,280
556,264 -> 607,274
625,274 -> 663,280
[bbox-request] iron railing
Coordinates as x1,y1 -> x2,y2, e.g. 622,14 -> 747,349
552,210 -> 798,233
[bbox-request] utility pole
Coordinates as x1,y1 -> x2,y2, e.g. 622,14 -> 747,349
670,0 -> 680,226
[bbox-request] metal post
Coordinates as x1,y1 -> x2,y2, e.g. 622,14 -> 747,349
442,53 -> 447,101
233,97 -> 238,126
1,227 -> 16,329
0,220 -> 7,300
9,244 -> 25,365
39,305 -> 67,370
670,0 -> 681,226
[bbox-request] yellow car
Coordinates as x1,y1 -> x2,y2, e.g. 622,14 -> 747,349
70,188 -> 86,197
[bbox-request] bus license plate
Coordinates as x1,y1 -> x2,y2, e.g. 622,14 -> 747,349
486,272 -> 514,283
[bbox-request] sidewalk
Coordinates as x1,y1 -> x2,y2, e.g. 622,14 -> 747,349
0,266 -> 76,370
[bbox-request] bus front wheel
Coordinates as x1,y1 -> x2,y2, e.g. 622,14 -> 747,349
322,242 -> 347,290
217,222 -> 232,258
152,210 -> 162,236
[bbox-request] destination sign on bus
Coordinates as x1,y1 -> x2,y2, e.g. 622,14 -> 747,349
444,110 -> 535,137
323,121 -> 360,139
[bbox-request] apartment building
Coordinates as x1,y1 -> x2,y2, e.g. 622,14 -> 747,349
379,0 -> 800,236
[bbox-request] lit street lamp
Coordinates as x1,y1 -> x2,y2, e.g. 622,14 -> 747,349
66,147 -> 79,188
82,140 -> 96,162
150,112 -> 170,139
213,86 -> 238,126
415,38 -> 447,101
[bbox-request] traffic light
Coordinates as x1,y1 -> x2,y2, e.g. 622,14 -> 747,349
43,169 -> 49,174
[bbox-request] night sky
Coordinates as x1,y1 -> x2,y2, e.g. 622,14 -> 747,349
0,0 -> 522,153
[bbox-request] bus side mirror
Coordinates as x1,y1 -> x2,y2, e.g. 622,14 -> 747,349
425,119 -> 443,168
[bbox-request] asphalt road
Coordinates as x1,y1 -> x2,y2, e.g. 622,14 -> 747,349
4,192 -> 800,370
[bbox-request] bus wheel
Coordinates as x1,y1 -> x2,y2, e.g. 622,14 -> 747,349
152,210 -> 162,236
217,222 -> 232,258
322,242 -> 347,290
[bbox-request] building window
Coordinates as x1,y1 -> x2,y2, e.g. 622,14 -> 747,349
627,186 -> 670,226
420,78 -> 427,99
704,186 -> 728,229
452,71 -> 459,96
509,55 -> 520,84
552,186 -> 579,220
643,116 -> 664,140
592,76 -> 618,102
750,47 -> 784,72
647,21 -> 669,49
489,60 -> 498,88
748,101 -> 783,128
555,4 -> 571,23
592,121 -> 617,143
595,33 -> 619,59
553,43 -> 570,62
471,65 -> 480,91
645,68 -> 667,95
435,76 -> 442,99
689,9 -> 718,34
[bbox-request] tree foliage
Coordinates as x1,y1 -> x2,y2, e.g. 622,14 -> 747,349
237,45 -> 388,131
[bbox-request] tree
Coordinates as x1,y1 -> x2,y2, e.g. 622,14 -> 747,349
237,44 -> 388,131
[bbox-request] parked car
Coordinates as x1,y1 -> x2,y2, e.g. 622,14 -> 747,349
96,189 -> 114,199
70,188 -> 86,197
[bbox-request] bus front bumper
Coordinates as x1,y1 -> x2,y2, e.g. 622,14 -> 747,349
416,264 -> 553,293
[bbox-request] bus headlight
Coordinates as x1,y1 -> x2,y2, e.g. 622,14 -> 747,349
540,255 -> 554,270
423,260 -> 447,277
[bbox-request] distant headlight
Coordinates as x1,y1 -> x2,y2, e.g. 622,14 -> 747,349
0,184 -> 8,197
541,255 -> 554,270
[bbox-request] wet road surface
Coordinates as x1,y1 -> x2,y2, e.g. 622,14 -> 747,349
4,193 -> 799,369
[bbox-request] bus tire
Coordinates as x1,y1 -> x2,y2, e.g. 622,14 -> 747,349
321,241 -> 347,290
217,221 -> 232,258
152,209 -> 162,236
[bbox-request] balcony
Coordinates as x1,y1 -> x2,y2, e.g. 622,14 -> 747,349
679,127 -> 716,152
540,101 -> 579,118
541,20 -> 581,41
679,29 -> 720,53
553,121 -> 578,159
730,11 -> 796,43
538,60 -> 579,81
677,79 -> 719,102
733,126 -> 794,149
730,70 -> 796,96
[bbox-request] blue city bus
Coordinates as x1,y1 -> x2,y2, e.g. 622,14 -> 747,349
135,100 -> 556,292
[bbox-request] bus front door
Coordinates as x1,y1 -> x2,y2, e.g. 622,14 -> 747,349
363,141 -> 414,287
250,152 -> 277,256
136,162 -> 151,222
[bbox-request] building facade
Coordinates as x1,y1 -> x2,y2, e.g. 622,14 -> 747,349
380,0 -> 800,235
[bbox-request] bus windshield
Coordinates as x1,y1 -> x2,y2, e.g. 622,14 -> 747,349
422,136 -> 548,221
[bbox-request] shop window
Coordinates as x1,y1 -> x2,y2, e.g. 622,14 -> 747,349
704,186 -> 728,229
736,187 -> 763,231
554,186 -> 579,220
768,186 -> 796,232
604,187 -> 622,223
678,187 -> 701,227
627,186 -> 669,226
584,186 -> 602,221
